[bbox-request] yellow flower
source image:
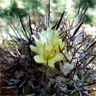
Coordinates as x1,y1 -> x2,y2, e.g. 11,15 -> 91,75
30,28 -> 65,68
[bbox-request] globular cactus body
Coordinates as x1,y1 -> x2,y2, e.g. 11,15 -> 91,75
0,6 -> 96,96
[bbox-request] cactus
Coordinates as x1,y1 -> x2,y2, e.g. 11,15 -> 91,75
0,4 -> 96,96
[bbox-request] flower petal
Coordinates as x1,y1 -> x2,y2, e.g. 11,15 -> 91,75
36,43 -> 44,56
54,53 -> 64,62
48,59 -> 55,68
38,32 -> 47,44
53,31 -> 60,39
59,40 -> 65,50
34,55 -> 46,64
45,28 -> 53,40
48,53 -> 64,68
32,35 -> 38,43
30,45 -> 37,53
